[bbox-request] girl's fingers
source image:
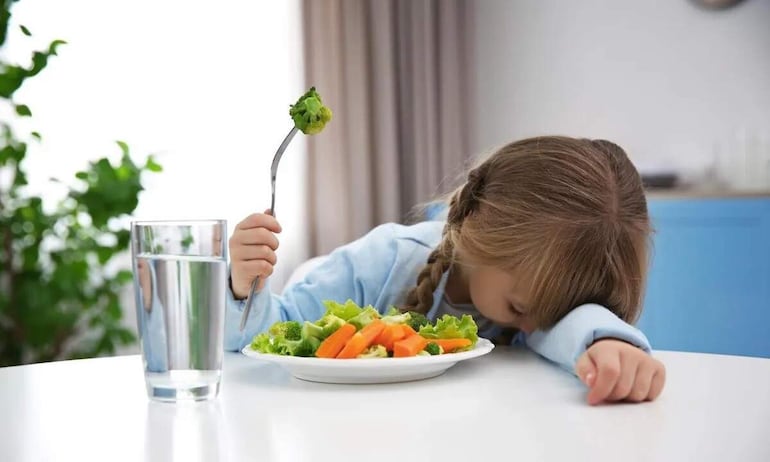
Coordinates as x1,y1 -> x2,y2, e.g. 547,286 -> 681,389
586,349 -> 621,405
236,213 -> 282,233
232,245 -> 277,265
575,352 -> 597,387
648,364 -> 667,401
608,352 -> 640,401
231,227 -> 280,250
626,362 -> 654,402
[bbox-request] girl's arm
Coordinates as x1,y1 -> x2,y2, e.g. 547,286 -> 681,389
521,303 -> 652,373
223,224 -> 400,352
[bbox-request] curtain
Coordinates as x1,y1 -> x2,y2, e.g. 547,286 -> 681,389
302,0 -> 475,255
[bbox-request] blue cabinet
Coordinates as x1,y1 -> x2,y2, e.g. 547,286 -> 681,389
639,195 -> 770,358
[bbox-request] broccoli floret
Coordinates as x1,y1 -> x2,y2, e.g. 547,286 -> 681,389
269,336 -> 321,357
347,307 -> 381,330
381,311 -> 411,325
424,342 -> 444,355
254,320 -> 321,356
302,314 -> 346,341
318,314 -> 346,337
301,321 -> 324,340
289,87 -> 332,135
406,311 -> 431,331
268,321 -> 302,341
288,337 -> 321,357
357,345 -> 388,358
250,333 -> 273,353
384,306 -> 401,316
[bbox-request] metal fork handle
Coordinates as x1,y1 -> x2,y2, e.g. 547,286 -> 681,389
239,126 -> 300,332
239,277 -> 261,331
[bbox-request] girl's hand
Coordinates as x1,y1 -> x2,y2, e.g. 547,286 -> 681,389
228,212 -> 282,299
575,339 -> 666,405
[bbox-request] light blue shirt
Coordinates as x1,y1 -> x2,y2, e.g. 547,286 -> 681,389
225,221 -> 651,373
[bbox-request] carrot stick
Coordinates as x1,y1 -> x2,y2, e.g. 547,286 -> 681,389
393,335 -> 429,358
373,324 -> 408,351
402,325 -> 418,337
336,320 -> 386,359
429,338 -> 472,352
315,323 -> 356,358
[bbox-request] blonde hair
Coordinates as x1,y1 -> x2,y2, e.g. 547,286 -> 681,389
402,136 -> 651,328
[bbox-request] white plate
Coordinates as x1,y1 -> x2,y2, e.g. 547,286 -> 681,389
241,338 -> 495,384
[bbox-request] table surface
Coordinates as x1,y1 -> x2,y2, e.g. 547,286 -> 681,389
1,348 -> 769,462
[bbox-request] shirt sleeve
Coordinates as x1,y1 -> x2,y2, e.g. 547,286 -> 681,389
522,303 -> 652,374
223,224 -> 400,352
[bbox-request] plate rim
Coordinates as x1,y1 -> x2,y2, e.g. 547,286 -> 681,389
241,337 -> 495,368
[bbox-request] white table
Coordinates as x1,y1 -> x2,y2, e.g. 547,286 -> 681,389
1,348 -> 769,462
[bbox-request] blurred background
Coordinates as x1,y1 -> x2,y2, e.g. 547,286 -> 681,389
1,0 -> 768,366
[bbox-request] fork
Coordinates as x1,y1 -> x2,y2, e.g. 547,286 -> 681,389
239,126 -> 299,331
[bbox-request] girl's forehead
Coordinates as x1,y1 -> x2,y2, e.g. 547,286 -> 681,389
480,266 -> 533,301
507,272 -> 534,305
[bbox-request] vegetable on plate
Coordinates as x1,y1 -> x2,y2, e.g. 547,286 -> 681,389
249,299 -> 479,359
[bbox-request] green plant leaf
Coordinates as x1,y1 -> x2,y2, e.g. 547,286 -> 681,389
115,270 -> 133,284
0,65 -> 27,97
115,328 -> 136,345
48,39 -> 66,55
115,230 -> 131,248
29,51 -> 49,76
19,25 -> 31,36
0,6 -> 159,365
145,156 -> 162,172
116,140 -> 129,156
106,300 -> 121,320
15,104 -> 31,116
96,246 -> 114,265
0,5 -> 13,47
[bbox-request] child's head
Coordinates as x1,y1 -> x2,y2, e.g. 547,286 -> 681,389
404,136 -> 651,332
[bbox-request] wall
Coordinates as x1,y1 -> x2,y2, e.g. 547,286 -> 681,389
469,0 -> 770,179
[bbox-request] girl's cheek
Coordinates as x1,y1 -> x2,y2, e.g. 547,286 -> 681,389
474,300 -> 516,326
516,318 -> 536,335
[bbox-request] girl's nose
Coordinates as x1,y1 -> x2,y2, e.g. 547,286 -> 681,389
517,318 -> 535,335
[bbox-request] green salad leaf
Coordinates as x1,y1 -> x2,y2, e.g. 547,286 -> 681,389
250,300 -> 479,358
380,311 -> 411,325
418,314 -> 478,348
322,299 -> 364,321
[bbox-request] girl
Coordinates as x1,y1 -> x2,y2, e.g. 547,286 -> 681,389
225,136 -> 666,405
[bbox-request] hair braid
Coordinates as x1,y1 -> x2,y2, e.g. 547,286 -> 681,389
401,239 -> 454,314
402,164 -> 491,314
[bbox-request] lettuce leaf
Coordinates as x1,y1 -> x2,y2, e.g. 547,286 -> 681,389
322,299 -> 364,321
418,314 -> 478,349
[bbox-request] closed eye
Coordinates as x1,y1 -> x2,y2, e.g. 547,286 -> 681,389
508,303 -> 525,317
